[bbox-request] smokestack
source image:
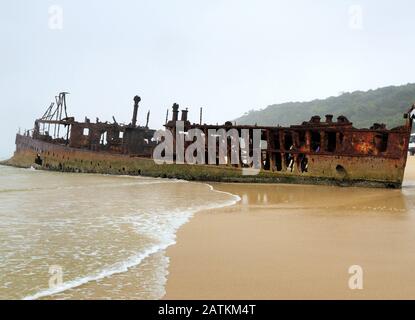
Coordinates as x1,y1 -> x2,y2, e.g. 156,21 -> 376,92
325,114 -> 333,123
310,115 -> 321,123
132,95 -> 141,127
200,107 -> 203,125
146,110 -> 150,128
172,103 -> 179,122
181,108 -> 189,122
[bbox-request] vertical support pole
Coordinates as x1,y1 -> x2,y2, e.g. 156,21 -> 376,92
62,93 -> 68,118
279,130 -> 285,151
146,110 -> 150,128
305,130 -> 311,152
320,131 -> 325,152
204,127 -> 208,165
267,130 -> 275,171
56,99 -> 62,138
66,124 -> 70,144
238,128 -> 243,168
53,96 -> 59,139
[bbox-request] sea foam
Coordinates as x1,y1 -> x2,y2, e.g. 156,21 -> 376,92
22,182 -> 240,300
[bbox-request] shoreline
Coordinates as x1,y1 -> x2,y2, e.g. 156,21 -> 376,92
163,157 -> 415,299
0,166 -> 242,300
2,157 -> 415,299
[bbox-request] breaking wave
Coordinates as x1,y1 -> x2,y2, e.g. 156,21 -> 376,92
22,183 -> 240,300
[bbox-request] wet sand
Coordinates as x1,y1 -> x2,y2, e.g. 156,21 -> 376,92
164,157 -> 415,299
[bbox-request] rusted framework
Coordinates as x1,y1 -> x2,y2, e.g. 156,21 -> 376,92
32,93 -> 156,157
11,93 -> 415,187
165,103 -> 414,176
30,93 -> 415,175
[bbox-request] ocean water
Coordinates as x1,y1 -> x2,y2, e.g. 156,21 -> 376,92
0,165 -> 240,300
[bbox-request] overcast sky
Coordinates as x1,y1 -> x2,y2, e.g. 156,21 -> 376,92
1,0 -> 415,157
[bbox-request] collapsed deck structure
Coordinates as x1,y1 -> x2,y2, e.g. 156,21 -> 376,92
31,93 -> 156,156
5,92 -> 414,188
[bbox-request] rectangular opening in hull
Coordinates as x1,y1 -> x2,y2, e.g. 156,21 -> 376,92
327,131 -> 336,152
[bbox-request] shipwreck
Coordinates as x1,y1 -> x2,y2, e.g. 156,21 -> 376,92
3,92 -> 414,188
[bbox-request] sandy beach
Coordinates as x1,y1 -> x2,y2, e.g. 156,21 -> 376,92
164,157 -> 415,299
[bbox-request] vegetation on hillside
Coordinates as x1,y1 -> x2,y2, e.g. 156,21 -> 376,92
235,83 -> 415,129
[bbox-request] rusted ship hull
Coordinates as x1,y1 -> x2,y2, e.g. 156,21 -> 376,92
3,134 -> 407,188
3,93 -> 413,189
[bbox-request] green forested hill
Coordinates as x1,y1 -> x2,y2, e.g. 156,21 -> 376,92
235,83 -> 415,129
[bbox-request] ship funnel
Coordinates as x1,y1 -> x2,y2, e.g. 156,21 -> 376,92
181,108 -> 189,122
310,115 -> 321,123
132,95 -> 141,127
172,103 -> 179,122
325,114 -> 333,123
